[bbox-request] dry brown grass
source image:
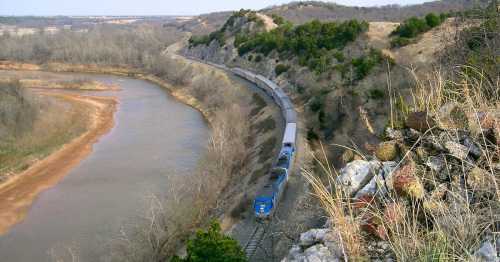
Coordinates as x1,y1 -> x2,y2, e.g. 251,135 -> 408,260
302,144 -> 365,260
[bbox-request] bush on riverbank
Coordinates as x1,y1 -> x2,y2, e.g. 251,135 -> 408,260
171,221 -> 247,262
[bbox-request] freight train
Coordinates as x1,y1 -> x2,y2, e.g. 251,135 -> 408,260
185,57 -> 297,220
230,67 -> 297,220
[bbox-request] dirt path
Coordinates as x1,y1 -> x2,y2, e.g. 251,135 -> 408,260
0,93 -> 117,235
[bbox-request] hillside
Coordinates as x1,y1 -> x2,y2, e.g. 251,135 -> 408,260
184,5 -> 499,260
264,0 -> 490,23
169,0 -> 489,35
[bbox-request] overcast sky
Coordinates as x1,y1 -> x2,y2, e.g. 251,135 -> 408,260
0,0 -> 434,16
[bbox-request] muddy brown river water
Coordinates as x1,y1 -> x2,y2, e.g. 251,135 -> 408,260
0,73 -> 209,261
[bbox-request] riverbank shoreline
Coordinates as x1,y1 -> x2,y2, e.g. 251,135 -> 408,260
0,91 -> 118,235
0,61 -> 212,122
0,60 -> 216,235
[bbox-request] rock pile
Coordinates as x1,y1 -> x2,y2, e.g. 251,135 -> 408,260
284,105 -> 499,261
282,228 -> 344,262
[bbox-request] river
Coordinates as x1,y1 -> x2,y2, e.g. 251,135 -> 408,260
0,73 -> 209,261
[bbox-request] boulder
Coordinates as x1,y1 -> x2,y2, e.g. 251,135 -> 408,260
375,141 -> 399,161
354,161 -> 396,202
337,160 -> 381,196
445,141 -> 469,160
391,163 -> 425,199
426,155 -> 446,173
284,229 -> 343,262
299,229 -> 330,248
406,111 -> 435,132
462,136 -> 482,159
473,241 -> 499,262
302,244 -> 340,262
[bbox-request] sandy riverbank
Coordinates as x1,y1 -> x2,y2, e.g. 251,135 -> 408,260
0,92 -> 117,234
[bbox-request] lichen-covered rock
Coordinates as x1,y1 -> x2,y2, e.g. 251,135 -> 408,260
337,160 -> 381,196
391,163 -> 425,199
341,149 -> 355,164
445,141 -> 469,160
361,215 -> 388,240
467,167 -> 493,192
406,111 -> 435,132
376,141 -> 399,161
385,127 -> 404,140
437,102 -> 468,130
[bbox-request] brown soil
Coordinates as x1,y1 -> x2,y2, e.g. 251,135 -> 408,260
0,92 -> 117,235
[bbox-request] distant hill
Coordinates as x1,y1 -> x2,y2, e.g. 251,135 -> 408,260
263,0 -> 490,23
171,0 -> 489,34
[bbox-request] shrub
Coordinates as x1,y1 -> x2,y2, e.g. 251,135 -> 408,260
391,37 -> 412,48
275,64 -> 290,76
390,12 -> 446,47
425,13 -> 441,27
271,14 -> 285,25
172,221 -> 246,262
367,88 -> 385,99
237,19 -> 368,63
351,49 -> 386,80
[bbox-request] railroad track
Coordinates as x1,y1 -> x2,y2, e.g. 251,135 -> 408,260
244,222 -> 268,259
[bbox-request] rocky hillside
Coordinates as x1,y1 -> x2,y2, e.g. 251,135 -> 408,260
183,3 -> 499,261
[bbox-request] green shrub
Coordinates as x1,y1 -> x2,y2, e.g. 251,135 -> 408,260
237,19 -> 368,63
367,88 -> 385,99
425,13 -> 442,28
275,64 -> 290,76
390,12 -> 446,47
351,49 -> 386,80
391,37 -> 412,48
271,14 -> 285,25
172,221 -> 246,262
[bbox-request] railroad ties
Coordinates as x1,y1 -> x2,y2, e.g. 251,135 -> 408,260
244,223 -> 268,259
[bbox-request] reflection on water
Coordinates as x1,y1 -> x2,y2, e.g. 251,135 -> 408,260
0,73 -> 208,261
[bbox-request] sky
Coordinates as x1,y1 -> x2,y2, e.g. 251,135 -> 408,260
0,0 -> 434,16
